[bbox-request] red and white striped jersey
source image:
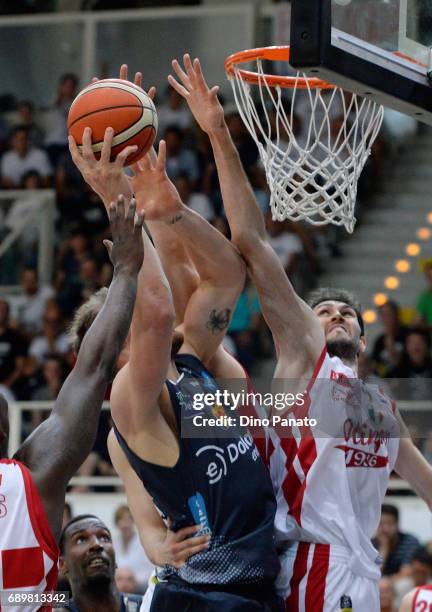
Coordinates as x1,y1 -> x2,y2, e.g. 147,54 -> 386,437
412,585 -> 432,611
0,459 -> 58,611
269,348 -> 400,580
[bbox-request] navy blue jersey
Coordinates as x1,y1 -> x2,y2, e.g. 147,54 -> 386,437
114,354 -> 279,585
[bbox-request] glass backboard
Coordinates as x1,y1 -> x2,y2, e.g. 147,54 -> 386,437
289,0 -> 432,124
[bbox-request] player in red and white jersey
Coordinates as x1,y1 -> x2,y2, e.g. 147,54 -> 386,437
0,196 -> 142,611
169,55 -> 432,611
400,584 -> 432,611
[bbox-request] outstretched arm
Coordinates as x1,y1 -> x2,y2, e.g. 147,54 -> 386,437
15,197 -> 144,539
69,94 -> 175,437
169,55 -> 324,367
132,143 -> 245,365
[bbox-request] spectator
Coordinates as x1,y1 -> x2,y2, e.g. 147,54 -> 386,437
11,355 -> 44,403
58,514 -> 143,611
174,173 -> 214,221
28,301 -> 70,365
31,354 -> 66,401
0,299 -> 28,390
10,267 -> 55,336
0,126 -> 52,188
371,301 -> 408,377
416,260 -> 432,327
77,257 -> 102,302
374,504 -> 420,576
45,72 -> 79,166
157,85 -> 193,137
379,577 -> 396,612
14,100 -> 44,147
115,567 -> 140,595
409,548 -> 432,588
226,111 -> 258,170
389,328 -> 432,400
112,505 -> 154,588
164,125 -> 200,186
4,171 -> 47,258
265,212 -> 303,278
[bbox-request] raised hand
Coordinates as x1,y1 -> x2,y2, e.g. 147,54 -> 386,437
104,195 -> 144,275
131,140 -> 184,223
168,54 -> 225,134
69,126 -> 136,208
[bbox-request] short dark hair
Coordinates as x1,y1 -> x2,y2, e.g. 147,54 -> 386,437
405,327 -> 431,349
381,504 -> 399,522
59,514 -> 101,554
69,288 -> 108,354
307,287 -> 364,335
412,547 -> 432,568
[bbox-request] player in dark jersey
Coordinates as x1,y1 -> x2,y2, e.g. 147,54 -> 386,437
68,69 -> 282,611
0,194 -> 143,561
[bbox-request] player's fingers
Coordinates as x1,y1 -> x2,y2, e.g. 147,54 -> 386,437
100,127 -> 114,164
119,64 -> 128,81
114,145 -> 138,168
148,146 -> 157,165
134,210 -> 145,231
107,202 -> 119,229
183,53 -> 197,84
167,74 -> 189,99
134,72 -> 142,88
82,127 -> 95,161
210,85 -> 220,100
102,239 -> 113,258
130,161 -> 143,176
140,153 -> 152,172
175,534 -> 210,553
68,135 -> 84,167
147,86 -> 156,100
194,58 -> 211,91
175,540 -> 210,562
156,140 -> 167,171
171,58 -> 191,88
116,194 -> 125,220
172,525 -> 201,542
126,196 -> 136,223
91,76 -> 99,83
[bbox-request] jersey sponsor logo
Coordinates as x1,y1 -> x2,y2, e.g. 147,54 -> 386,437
335,445 -> 389,468
343,417 -> 390,454
340,594 -> 352,611
196,433 -> 259,485
331,371 -> 351,388
188,492 -> 212,536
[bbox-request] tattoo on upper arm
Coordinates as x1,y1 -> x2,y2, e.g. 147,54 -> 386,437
206,309 -> 231,334
168,214 -> 183,225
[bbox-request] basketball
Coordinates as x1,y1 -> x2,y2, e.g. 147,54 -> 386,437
67,79 -> 158,165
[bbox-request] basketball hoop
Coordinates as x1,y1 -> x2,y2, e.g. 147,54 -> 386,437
224,46 -> 384,233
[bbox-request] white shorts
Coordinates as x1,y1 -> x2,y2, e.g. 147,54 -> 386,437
277,542 -> 380,612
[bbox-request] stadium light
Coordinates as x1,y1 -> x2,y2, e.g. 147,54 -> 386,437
395,259 -> 410,273
363,310 -> 377,324
384,276 -> 399,290
373,293 -> 388,306
406,243 -> 421,257
417,227 -> 431,240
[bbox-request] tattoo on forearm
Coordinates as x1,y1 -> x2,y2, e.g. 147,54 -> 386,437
206,309 -> 231,334
168,213 -> 183,225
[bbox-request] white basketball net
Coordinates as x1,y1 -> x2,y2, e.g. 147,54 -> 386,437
229,60 -> 384,233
